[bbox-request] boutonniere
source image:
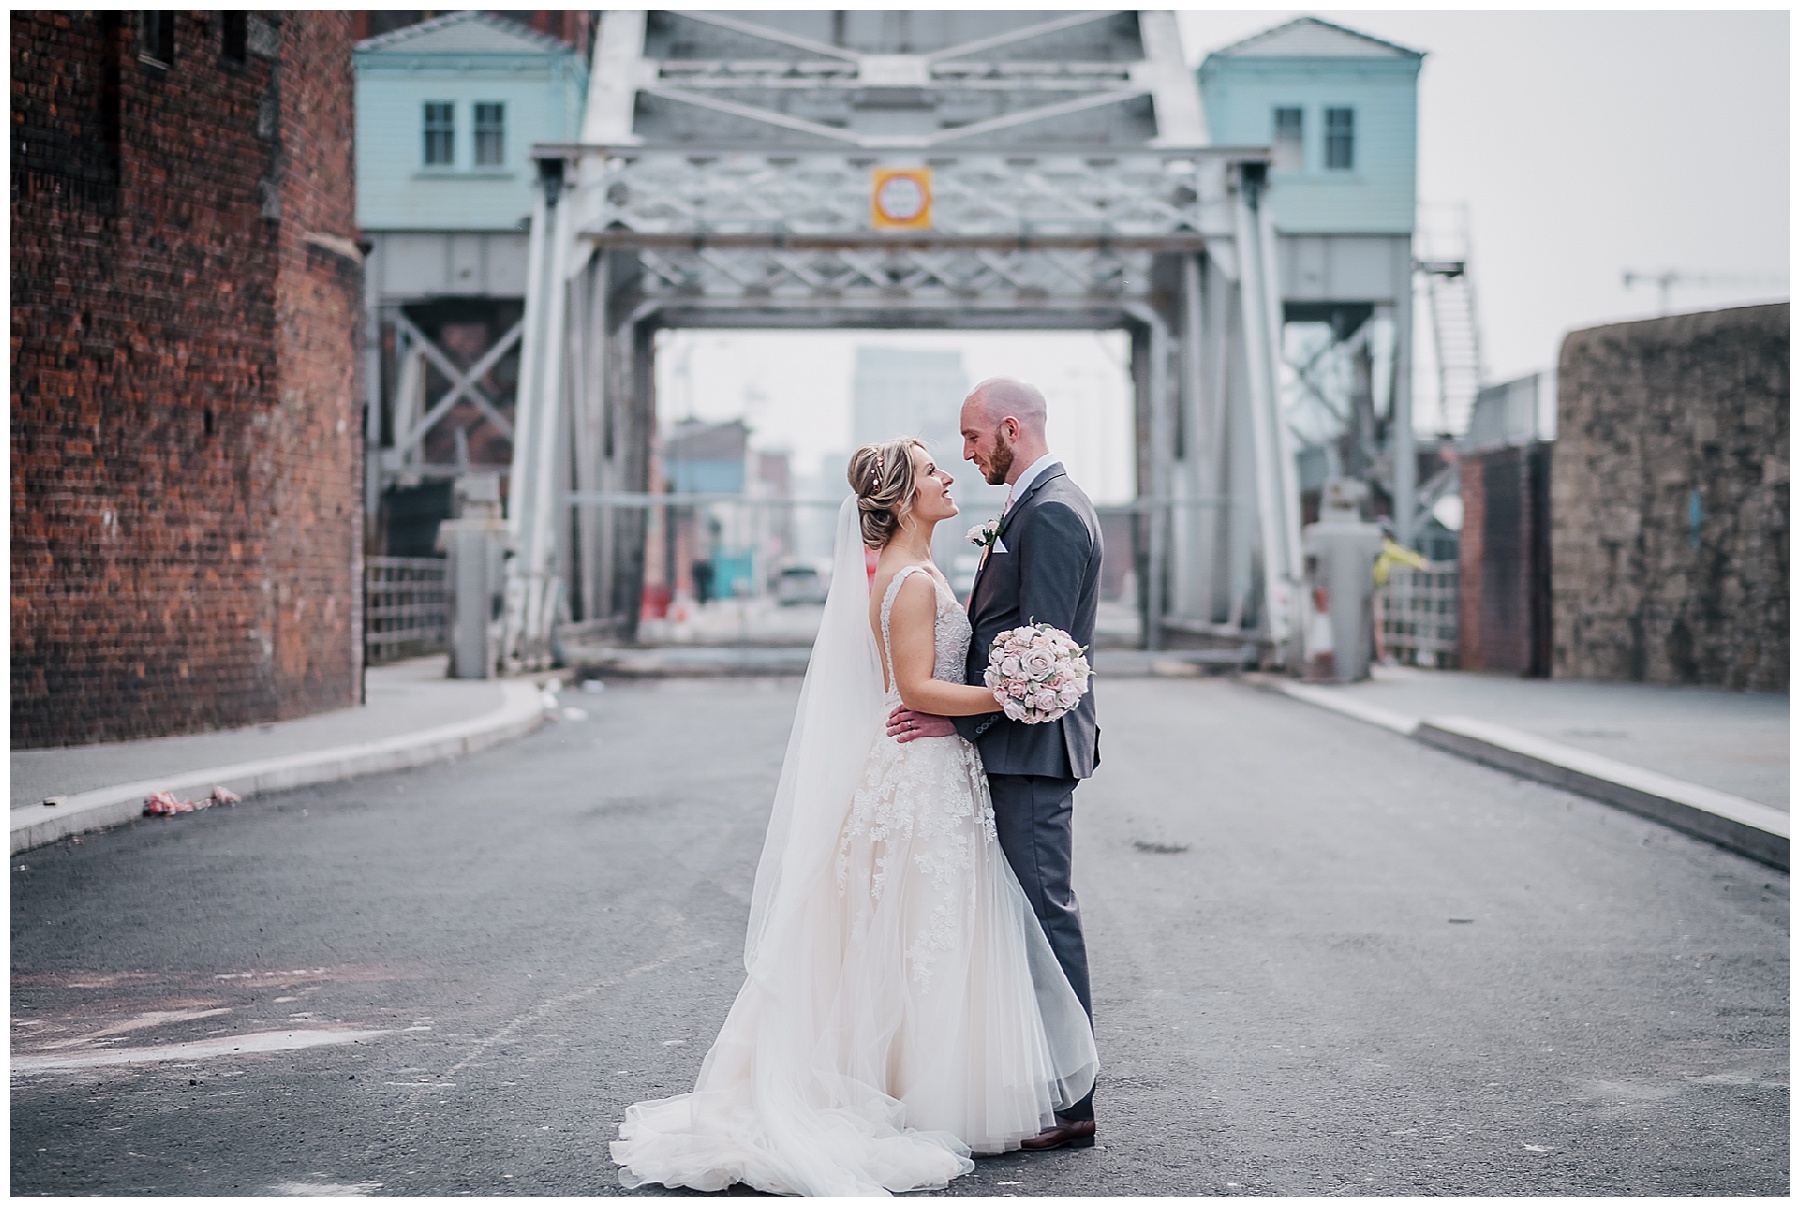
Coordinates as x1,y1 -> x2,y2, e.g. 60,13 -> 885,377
966,517 -> 1002,549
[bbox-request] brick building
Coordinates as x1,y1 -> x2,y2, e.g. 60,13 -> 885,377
1457,372 -> 1554,675
12,12 -> 365,746
1550,304 -> 1788,691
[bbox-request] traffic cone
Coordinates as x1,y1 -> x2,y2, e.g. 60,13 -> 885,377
1304,586 -> 1336,682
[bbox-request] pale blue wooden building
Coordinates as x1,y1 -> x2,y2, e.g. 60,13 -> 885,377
1199,15 -> 1422,237
354,10 -> 587,236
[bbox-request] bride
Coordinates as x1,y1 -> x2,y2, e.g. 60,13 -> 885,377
611,438 -> 1098,1196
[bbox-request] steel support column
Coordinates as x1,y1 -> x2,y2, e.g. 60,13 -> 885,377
1392,238 -> 1418,548
1252,170 -> 1306,666
1233,169 -> 1300,664
1170,252 -> 1213,621
503,158 -> 570,671
1141,313 -> 1172,651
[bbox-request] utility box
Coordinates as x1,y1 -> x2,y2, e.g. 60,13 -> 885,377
436,473 -> 509,679
1302,480 -> 1384,682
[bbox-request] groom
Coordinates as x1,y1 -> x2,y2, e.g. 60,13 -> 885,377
888,376 -> 1103,1150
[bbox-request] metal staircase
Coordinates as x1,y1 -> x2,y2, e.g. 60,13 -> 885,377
1415,203 -> 1485,436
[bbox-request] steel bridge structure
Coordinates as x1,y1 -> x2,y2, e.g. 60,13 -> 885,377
501,10 -> 1312,670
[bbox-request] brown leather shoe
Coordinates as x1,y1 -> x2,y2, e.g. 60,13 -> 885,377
1020,1118 -> 1096,1150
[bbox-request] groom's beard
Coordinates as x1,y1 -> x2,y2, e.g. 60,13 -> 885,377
982,433 -> 1015,486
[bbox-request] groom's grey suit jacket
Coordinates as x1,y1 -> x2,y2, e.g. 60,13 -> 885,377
954,464 -> 1103,779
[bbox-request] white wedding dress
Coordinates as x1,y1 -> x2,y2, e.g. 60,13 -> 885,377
611,504 -> 1097,1197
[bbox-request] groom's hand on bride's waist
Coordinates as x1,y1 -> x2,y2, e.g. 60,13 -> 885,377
886,706 -> 957,742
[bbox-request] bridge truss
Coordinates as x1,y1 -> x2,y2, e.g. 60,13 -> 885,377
501,10 -> 1305,669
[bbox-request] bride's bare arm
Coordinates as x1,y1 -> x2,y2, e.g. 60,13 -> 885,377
885,574 -> 1001,718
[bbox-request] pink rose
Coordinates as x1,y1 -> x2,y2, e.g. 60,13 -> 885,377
1021,649 -> 1055,678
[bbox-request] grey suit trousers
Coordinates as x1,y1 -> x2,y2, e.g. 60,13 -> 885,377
988,770 -> 1095,1122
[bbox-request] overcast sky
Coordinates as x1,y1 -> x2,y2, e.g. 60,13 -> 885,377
660,7 -> 1789,500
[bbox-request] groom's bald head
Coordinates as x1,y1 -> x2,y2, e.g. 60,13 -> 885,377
965,377 -> 1048,439
961,377 -> 1051,487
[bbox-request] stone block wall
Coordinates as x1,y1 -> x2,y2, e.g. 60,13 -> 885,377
1550,304 -> 1788,691
11,12 -> 364,747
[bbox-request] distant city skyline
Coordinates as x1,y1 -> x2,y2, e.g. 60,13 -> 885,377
655,330 -> 1139,506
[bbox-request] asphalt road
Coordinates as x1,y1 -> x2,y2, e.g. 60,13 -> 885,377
11,677 -> 1788,1196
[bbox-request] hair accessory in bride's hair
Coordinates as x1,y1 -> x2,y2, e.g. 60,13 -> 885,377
869,450 -> 884,489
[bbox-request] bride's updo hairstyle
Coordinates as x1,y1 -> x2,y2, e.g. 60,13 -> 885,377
848,437 -> 926,549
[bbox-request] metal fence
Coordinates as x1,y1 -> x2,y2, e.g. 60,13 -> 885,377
365,556 -> 449,664
1379,560 -> 1460,669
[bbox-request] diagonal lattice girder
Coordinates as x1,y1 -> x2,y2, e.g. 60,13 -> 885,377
633,245 -> 1150,302
581,150 -> 1209,244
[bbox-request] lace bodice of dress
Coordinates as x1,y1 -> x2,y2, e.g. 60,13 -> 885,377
879,565 -> 972,699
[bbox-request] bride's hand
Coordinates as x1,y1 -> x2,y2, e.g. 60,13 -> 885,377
886,706 -> 957,743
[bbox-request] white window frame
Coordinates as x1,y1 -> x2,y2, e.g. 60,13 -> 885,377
1272,106 -> 1304,172
473,102 -> 506,168
423,101 -> 456,168
1324,107 -> 1355,172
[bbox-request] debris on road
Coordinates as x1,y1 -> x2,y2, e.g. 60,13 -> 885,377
144,786 -> 241,817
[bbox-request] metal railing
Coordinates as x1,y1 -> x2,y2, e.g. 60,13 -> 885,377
365,556 -> 449,664
1379,560 -> 1460,669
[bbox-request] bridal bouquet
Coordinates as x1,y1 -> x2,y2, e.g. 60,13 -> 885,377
984,623 -> 1092,724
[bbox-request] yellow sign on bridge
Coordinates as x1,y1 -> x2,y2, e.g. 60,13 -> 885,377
870,167 -> 932,231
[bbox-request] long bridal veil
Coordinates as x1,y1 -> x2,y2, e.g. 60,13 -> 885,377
743,496 -> 884,974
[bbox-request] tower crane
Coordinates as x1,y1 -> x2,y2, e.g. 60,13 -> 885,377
1621,270 -> 1787,315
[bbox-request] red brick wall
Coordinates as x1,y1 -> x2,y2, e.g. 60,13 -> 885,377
1456,454 -> 1485,669
268,14 -> 364,720
1458,443 -> 1552,675
11,12 -> 363,747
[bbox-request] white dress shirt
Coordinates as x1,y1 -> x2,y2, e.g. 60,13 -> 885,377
1004,453 -> 1060,513
992,453 -> 1059,555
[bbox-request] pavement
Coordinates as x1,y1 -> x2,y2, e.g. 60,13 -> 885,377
10,657 -> 550,854
1263,664 -> 1788,869
11,677 -> 1787,1195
